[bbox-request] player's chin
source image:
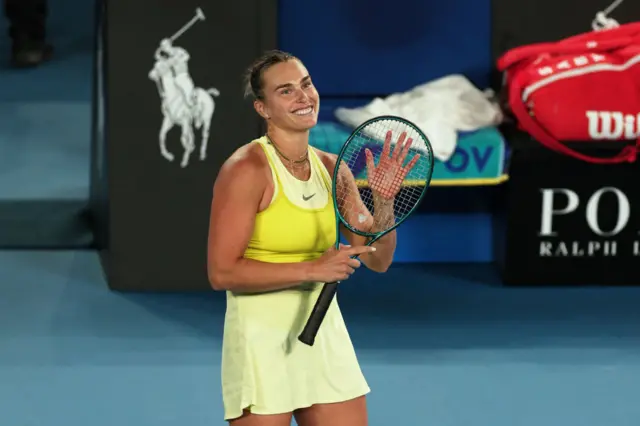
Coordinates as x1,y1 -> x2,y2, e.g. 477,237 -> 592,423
290,112 -> 318,130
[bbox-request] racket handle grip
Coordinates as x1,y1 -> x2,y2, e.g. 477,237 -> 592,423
298,281 -> 339,346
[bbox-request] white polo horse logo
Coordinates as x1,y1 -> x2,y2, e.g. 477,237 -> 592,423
148,7 -> 220,168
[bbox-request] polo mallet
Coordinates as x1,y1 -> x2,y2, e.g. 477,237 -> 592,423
170,8 -> 206,42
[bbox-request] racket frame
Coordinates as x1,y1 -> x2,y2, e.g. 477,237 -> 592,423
297,115 -> 434,346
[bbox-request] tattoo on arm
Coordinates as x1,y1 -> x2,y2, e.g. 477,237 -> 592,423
372,195 -> 395,232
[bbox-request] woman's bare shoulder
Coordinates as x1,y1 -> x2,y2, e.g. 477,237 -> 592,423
215,141 -> 269,187
220,142 -> 268,174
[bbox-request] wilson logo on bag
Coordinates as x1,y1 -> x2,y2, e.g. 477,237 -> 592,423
497,22 -> 640,163
587,110 -> 640,140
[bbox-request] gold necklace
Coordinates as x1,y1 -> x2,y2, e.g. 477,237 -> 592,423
266,134 -> 309,166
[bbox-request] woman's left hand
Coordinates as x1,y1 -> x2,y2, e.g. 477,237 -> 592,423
365,130 -> 421,200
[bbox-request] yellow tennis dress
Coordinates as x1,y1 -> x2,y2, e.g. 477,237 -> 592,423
220,136 -> 370,420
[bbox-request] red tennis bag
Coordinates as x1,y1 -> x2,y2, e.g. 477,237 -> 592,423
497,22 -> 640,163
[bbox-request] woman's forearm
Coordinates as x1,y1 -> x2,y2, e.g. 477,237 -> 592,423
365,196 -> 398,271
209,257 -> 315,292
367,230 -> 396,270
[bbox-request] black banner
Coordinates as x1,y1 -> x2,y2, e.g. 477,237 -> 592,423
91,0 -> 278,291
495,133 -> 640,286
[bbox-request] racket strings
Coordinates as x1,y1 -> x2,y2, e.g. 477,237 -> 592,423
336,118 -> 433,234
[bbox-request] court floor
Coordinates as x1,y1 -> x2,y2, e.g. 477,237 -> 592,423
2,250 -> 640,425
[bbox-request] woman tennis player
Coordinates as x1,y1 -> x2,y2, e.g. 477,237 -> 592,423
207,50 -> 408,426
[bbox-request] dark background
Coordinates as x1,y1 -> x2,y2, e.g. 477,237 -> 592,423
489,0 -> 640,285
96,0 -> 277,290
495,131 -> 640,286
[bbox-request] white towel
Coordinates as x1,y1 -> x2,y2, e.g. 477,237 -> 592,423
334,74 -> 503,161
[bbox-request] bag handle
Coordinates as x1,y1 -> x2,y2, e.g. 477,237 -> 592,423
498,37 -> 635,71
507,71 -> 639,164
497,22 -> 640,71
562,20 -> 640,44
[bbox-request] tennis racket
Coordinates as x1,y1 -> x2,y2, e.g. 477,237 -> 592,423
298,115 -> 434,346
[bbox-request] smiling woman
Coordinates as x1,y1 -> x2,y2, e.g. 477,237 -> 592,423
206,50 -> 399,426
244,51 -> 321,175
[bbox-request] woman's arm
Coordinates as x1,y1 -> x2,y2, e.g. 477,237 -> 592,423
337,159 -> 397,272
207,146 -> 316,292
318,151 -> 396,273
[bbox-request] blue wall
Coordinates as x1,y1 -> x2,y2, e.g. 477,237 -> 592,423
279,0 -> 495,263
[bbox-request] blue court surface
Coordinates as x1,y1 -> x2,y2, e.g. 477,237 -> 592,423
2,250 -> 640,426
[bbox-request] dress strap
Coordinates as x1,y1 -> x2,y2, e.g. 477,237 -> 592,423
254,136 -> 281,204
308,147 -> 333,193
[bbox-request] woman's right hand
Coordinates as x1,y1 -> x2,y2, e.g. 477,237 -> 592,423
309,244 -> 376,283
